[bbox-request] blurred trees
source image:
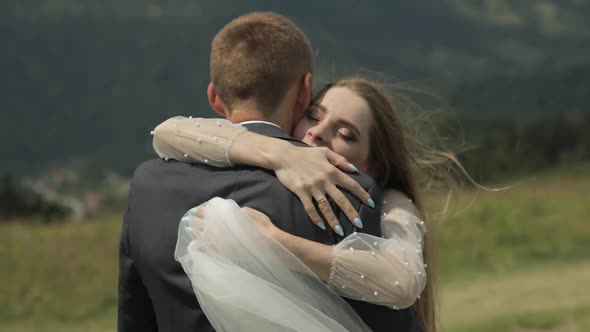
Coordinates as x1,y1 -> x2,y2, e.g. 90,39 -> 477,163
0,173 -> 70,221
454,111 -> 590,182
1,1 -> 589,183
439,62 -> 590,181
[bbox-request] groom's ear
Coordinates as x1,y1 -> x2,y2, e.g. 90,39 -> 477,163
207,82 -> 227,117
296,72 -> 312,113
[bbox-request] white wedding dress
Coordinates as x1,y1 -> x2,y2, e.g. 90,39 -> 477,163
154,117 -> 428,331
175,198 -> 372,331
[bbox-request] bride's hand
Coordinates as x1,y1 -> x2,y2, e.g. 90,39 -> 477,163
241,207 -> 278,238
270,145 -> 373,235
184,204 -> 279,239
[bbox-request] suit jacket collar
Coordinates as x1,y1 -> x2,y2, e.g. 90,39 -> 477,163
242,122 -> 301,144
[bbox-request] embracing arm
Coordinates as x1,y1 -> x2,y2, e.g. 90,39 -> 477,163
245,189 -> 427,309
326,190 -> 427,309
153,116 -> 349,171
152,116 -> 372,231
152,117 -> 247,166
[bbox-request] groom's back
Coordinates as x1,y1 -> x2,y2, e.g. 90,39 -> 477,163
118,159 -> 237,332
118,124 -> 382,332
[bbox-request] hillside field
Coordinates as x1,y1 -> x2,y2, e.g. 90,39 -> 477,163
1,164 -> 589,332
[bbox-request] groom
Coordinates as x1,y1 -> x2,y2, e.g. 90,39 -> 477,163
118,12 -> 421,332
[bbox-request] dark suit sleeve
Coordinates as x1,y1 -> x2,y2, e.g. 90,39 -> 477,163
117,206 -> 158,332
333,177 -> 383,238
356,181 -> 383,235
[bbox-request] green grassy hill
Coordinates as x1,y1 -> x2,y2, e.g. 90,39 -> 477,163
1,163 -> 589,331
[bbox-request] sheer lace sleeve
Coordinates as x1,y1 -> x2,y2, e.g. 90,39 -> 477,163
152,116 -> 247,167
326,190 -> 427,309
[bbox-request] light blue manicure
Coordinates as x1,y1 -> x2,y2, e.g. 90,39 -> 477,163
317,221 -> 327,230
181,216 -> 191,223
368,198 -> 376,208
335,225 -> 344,236
188,207 -> 198,215
348,163 -> 359,173
353,217 -> 364,229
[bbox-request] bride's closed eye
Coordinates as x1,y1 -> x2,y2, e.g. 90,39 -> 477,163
305,107 -> 321,122
337,127 -> 356,142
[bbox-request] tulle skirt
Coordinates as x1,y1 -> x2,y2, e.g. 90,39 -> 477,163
174,197 -> 372,332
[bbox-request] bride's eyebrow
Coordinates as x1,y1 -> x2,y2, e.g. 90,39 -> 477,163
315,104 -> 360,137
311,104 -> 327,113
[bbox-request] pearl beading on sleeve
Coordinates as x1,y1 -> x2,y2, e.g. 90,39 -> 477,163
326,201 -> 427,309
152,117 -> 247,167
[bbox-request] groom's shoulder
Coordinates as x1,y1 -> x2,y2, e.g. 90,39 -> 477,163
129,158 -> 166,187
130,158 -> 196,184
132,158 -> 225,176
132,158 -> 169,178
345,170 -> 380,195
136,158 -> 163,170
130,158 -> 246,184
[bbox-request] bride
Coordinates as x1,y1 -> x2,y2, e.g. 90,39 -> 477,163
153,78 -> 435,332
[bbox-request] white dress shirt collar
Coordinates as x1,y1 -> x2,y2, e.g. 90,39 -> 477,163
239,120 -> 281,128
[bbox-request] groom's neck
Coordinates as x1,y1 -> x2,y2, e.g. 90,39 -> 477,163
227,108 -> 292,133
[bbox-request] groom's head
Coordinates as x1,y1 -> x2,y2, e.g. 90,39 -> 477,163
207,12 -> 313,131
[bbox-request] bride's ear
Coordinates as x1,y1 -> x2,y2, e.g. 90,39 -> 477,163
207,82 -> 227,117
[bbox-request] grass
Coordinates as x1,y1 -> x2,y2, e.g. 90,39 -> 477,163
436,162 -> 590,279
0,215 -> 121,326
440,262 -> 590,332
1,163 -> 589,331
0,308 -> 116,332
433,162 -> 590,331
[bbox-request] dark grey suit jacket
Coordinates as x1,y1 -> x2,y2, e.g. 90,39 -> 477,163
118,123 -> 420,332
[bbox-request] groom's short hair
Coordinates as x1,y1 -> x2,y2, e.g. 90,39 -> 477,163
210,12 -> 313,113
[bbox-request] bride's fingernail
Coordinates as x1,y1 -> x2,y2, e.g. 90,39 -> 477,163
317,222 -> 327,230
335,225 -> 344,236
367,198 -> 375,208
188,208 -> 198,215
181,217 -> 191,223
348,163 -> 359,173
353,217 -> 364,229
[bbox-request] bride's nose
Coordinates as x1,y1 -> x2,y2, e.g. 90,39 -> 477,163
306,125 -> 328,146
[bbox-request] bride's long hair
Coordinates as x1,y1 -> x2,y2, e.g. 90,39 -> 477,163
312,77 -> 454,332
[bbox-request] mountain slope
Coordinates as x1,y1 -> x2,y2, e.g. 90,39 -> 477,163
2,1 -> 590,175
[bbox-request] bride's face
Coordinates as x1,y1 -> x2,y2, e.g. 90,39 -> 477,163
293,87 -> 373,172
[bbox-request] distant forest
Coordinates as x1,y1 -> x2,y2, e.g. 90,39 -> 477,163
2,0 -> 590,182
